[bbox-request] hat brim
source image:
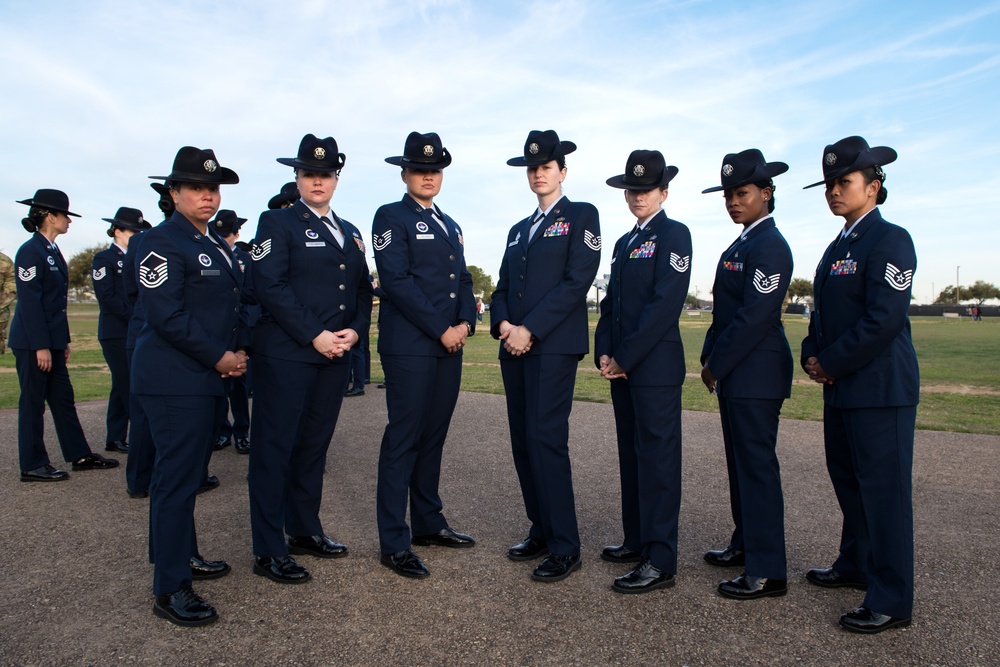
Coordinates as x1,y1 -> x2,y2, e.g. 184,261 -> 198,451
101,218 -> 148,232
268,192 -> 298,209
385,154 -> 453,169
606,166 -> 679,190
803,146 -> 897,189
507,141 -> 577,167
16,198 -> 81,217
702,162 -> 788,193
147,167 -> 239,185
150,182 -> 170,196
276,155 -> 345,173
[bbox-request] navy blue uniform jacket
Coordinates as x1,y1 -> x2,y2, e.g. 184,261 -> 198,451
132,213 -> 248,396
801,208 -> 919,408
251,200 -> 372,364
92,244 -> 131,341
700,218 -> 793,399
372,195 -> 475,356
9,232 -> 70,351
594,210 -> 691,386
490,197 -> 601,357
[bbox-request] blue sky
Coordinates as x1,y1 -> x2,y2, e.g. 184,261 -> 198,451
1,0 -> 998,304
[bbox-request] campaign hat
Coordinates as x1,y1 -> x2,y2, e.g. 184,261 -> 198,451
148,146 -> 239,185
507,130 -> 577,167
702,149 -> 788,193
268,182 -> 299,210
385,131 -> 452,169
16,188 -> 80,217
211,209 -> 246,236
102,207 -> 151,233
803,136 -> 896,189
606,150 -> 678,190
276,134 -> 345,173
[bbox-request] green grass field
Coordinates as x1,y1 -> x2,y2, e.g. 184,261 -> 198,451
2,305 -> 998,435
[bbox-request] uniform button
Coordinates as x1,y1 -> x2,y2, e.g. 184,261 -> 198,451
339,284 -> 345,290
232,327 -> 237,333
519,275 -> 524,280
521,256 -> 526,262
339,304 -> 346,311
449,293 -> 456,299
233,287 -> 239,293
234,307 -> 239,313
517,293 -> 522,298
449,274 -> 455,280
449,255 -> 455,261
339,264 -> 346,270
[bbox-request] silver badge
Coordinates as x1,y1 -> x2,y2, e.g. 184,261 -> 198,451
528,143 -> 540,155
47,256 -> 55,265
633,164 -> 645,177
825,152 -> 837,166
423,145 -> 434,156
722,164 -> 734,177
204,159 -> 218,172
314,147 -> 326,159
198,253 -> 212,267
137,216 -> 144,224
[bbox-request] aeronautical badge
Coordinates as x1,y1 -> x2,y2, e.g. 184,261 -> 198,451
17,266 -> 37,281
669,252 -> 690,272
584,229 -> 602,252
204,159 -> 218,173
528,143 -> 540,155
314,147 -> 326,159
633,164 -> 645,177
198,253 -> 212,267
884,262 -> 913,291
423,144 -> 434,156
305,229 -> 319,240
47,256 -> 55,266
353,233 -> 366,254
825,152 -> 837,166
251,239 -> 272,261
753,269 -> 781,294
416,221 -> 429,233
92,267 -> 107,281
722,164 -> 734,177
139,251 -> 168,288
373,230 -> 392,251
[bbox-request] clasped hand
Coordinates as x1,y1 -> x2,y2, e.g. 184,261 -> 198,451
803,356 -> 835,384
498,321 -> 533,356
599,355 -> 627,380
312,329 -> 359,360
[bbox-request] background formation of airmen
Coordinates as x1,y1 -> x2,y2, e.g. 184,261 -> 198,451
7,131 -> 917,636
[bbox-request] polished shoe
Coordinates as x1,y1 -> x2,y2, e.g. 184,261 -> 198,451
344,386 -> 365,397
377,382 -> 387,389
805,567 -> 868,590
127,488 -> 149,499
532,554 -> 582,582
152,586 -> 218,627
71,453 -> 120,470
190,554 -> 231,580
612,559 -> 675,594
253,555 -> 311,584
718,574 -> 787,600
213,435 -> 232,451
288,534 -> 349,559
412,527 -> 476,549
104,440 -> 129,453
380,550 -> 430,579
196,475 -> 220,495
507,537 -> 548,561
20,464 -> 70,482
839,606 -> 911,634
601,544 -> 642,563
704,545 -> 745,567
234,437 -> 250,454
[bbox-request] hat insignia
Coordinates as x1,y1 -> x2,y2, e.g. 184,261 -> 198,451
204,159 -> 218,173
314,147 -> 327,159
528,143 -> 540,155
138,216 -> 144,223
825,152 -> 837,166
722,164 -> 734,177
633,165 -> 645,177
423,145 -> 434,157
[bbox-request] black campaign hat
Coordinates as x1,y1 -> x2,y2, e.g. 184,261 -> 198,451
268,182 -> 299,210
211,209 -> 246,236
507,130 -> 577,167
803,136 -> 897,189
148,146 -> 239,185
276,134 -> 346,172
702,149 -> 788,193
102,207 -> 151,232
16,188 -> 81,217
606,150 -> 678,190
385,131 -> 452,169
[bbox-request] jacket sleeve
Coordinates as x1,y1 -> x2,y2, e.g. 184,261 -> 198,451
13,243 -> 50,350
593,239 -> 618,365
489,227 -> 516,339
92,250 -> 131,322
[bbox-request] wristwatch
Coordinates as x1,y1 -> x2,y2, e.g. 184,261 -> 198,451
459,320 -> 473,336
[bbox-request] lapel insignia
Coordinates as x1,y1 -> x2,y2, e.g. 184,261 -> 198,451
583,229 -> 601,251
373,230 -> 392,251
669,252 -> 690,272
18,266 -> 37,281
753,269 -> 781,293
92,267 -> 107,281
884,263 -> 913,291
139,251 -> 169,288
251,239 -> 272,261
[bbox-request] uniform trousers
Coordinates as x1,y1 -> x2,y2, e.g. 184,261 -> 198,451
216,374 -> 250,441
824,404 -> 916,619
249,354 -> 349,557
99,338 -> 130,443
140,394 -> 219,595
718,396 -> 787,578
610,381 -> 682,573
13,347 -> 90,470
125,347 -> 155,495
377,353 -> 461,554
500,354 -> 580,557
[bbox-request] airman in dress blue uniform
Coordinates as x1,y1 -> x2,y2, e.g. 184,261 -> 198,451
11,189 -> 120,481
801,136 -> 918,634
135,147 -> 247,626
491,130 -> 601,583
595,150 -> 691,594
699,149 -> 793,600
373,131 -> 477,579
248,134 -> 372,585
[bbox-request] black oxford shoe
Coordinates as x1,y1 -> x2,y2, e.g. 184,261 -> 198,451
507,537 -> 548,561
612,559 -> 675,594
380,550 -> 430,579
532,554 -> 582,582
234,437 -> 250,454
839,606 -> 911,634
806,567 -> 868,590
288,534 -> 349,559
213,435 -> 232,451
190,554 -> 231,580
601,544 -> 642,563
412,527 -> 476,549
704,545 -> 745,567
153,586 -> 218,627
197,475 -> 220,495
718,574 -> 787,600
71,453 -> 119,471
344,386 -> 365,397
128,489 -> 149,499
253,555 -> 311,584
21,464 -> 70,482
104,440 -> 129,453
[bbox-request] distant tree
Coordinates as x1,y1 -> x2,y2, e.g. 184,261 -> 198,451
466,264 -> 496,303
966,280 -> 1000,306
685,293 -> 702,308
934,285 -> 960,304
786,277 -> 813,303
67,244 -> 106,299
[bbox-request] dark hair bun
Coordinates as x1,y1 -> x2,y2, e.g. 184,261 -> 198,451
107,226 -> 116,238
21,217 -> 37,233
876,186 -> 888,205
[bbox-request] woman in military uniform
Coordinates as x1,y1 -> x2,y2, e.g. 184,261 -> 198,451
699,149 -> 793,600
10,189 -> 120,481
801,136 -> 918,634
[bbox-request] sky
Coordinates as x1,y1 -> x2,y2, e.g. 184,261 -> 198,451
1,0 -> 998,304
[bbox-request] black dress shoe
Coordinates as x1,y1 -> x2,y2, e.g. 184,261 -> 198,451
508,537 -> 548,561
197,475 -> 220,495
20,464 -> 70,482
718,574 -> 788,600
704,545 -> 745,567
806,567 -> 868,590
152,586 -> 218,627
104,440 -> 129,453
344,386 -> 365,397
377,382 -> 386,389
128,488 -> 149,499
253,555 -> 311,584
234,437 -> 250,454
612,559 -> 675,594
412,527 -> 476,549
380,550 -> 430,579
288,534 -> 349,559
71,453 -> 120,470
839,606 -> 911,634
190,554 -> 231,580
601,544 -> 642,563
213,435 -> 232,451
532,554 -> 582,582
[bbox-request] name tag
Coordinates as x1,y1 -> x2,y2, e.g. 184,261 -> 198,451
201,270 -> 220,276
50,266 -> 60,271
305,241 -> 326,247
416,234 -> 435,240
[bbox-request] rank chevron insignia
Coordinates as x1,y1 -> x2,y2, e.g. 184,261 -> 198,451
669,253 -> 690,272
139,251 -> 168,289
373,230 -> 392,251
884,262 -> 913,291
753,268 -> 781,294
17,266 -> 37,281
583,229 -> 601,251
251,239 -> 272,261
92,267 -> 107,281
